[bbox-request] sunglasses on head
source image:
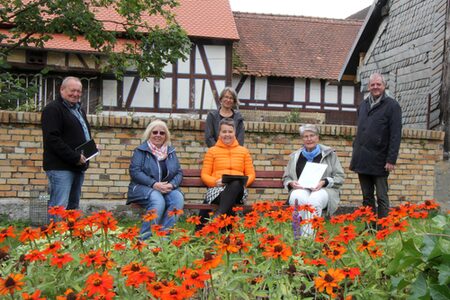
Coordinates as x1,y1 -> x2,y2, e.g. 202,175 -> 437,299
152,130 -> 166,136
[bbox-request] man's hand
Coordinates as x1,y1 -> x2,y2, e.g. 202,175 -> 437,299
77,154 -> 87,165
385,163 -> 395,172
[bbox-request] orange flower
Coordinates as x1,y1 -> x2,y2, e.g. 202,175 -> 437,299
262,242 -> 292,261
186,215 -> 201,225
84,271 -> 114,297
113,242 -> 126,251
160,282 -> 194,300
304,257 -> 328,266
42,241 -> 63,255
356,239 -> 376,252
368,246 -> 383,258
19,227 -> 41,243
91,210 -> 118,233
334,224 -> 357,244
146,281 -> 164,299
80,249 -> 105,268
168,208 -> 184,217
55,288 -> 79,300
252,201 -> 273,213
180,267 -> 211,289
131,240 -> 147,252
0,273 -> 25,296
24,249 -> 46,262
143,210 -> 158,222
172,235 -> 191,248
322,242 -> 347,262
352,206 -> 377,223
47,206 -> 66,218
258,233 -> 282,248
391,219 -> 409,232
50,253 -> 73,268
0,226 -> 16,243
342,267 -> 361,280
265,210 -> 291,223
314,268 -> 345,298
243,211 -> 260,229
194,250 -> 223,270
22,289 -> 46,300
40,221 -> 57,237
151,247 -> 162,256
418,199 -> 440,210
118,226 -> 139,240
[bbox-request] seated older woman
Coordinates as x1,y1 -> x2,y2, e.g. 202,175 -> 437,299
197,117 -> 255,229
127,120 -> 184,239
283,124 -> 345,236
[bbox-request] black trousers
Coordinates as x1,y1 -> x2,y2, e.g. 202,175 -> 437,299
197,180 -> 244,228
358,173 -> 390,219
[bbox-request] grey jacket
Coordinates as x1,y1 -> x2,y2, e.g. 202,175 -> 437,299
282,144 -> 345,216
204,109 -> 245,147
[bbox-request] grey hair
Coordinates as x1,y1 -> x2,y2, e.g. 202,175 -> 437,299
61,76 -> 82,88
142,119 -> 171,145
219,87 -> 239,108
369,73 -> 387,86
219,117 -> 235,130
299,124 -> 319,136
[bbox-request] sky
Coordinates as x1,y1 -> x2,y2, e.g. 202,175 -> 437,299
229,0 -> 374,19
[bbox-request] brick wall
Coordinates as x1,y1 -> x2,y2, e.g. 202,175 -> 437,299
0,111 -> 444,216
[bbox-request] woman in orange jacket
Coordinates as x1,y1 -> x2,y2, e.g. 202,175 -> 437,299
197,117 -> 255,229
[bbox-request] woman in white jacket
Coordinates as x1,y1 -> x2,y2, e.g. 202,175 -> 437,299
282,124 -> 345,235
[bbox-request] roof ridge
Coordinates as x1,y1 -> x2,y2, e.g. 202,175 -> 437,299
232,11 -> 363,25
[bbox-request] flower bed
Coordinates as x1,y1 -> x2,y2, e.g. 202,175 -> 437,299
0,200 -> 448,299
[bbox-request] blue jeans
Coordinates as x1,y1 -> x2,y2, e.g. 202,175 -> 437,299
46,170 -> 85,214
134,189 -> 184,239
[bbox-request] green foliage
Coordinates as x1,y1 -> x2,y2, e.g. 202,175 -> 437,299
0,0 -> 191,106
285,109 -> 301,123
386,215 -> 450,299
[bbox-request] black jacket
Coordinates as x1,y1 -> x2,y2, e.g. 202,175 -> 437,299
204,109 -> 245,147
350,93 -> 402,176
41,97 -> 91,172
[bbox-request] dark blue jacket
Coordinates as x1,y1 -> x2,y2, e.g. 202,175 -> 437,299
127,142 -> 183,204
205,109 -> 245,147
350,94 -> 402,176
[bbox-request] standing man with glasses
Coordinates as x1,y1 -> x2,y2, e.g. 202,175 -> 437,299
350,73 -> 402,229
42,76 -> 91,214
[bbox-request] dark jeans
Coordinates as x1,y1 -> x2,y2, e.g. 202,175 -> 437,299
197,181 -> 244,229
358,173 -> 389,219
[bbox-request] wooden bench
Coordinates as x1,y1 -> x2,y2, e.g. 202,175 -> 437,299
130,169 -> 285,211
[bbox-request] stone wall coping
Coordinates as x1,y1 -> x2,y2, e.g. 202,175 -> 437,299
0,110 -> 445,141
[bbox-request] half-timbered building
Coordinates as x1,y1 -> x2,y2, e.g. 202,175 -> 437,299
232,12 -> 363,124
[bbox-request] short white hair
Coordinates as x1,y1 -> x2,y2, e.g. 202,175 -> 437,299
299,124 -> 319,136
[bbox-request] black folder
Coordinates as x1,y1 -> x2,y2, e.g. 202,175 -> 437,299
222,174 -> 248,186
75,139 -> 99,161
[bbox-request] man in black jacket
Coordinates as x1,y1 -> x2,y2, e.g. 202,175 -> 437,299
350,73 -> 402,225
42,76 -> 91,213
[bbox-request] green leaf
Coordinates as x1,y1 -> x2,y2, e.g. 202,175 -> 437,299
408,272 -> 430,300
429,283 -> 450,300
437,264 -> 450,285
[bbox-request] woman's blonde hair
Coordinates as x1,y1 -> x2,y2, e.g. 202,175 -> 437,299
142,119 -> 171,146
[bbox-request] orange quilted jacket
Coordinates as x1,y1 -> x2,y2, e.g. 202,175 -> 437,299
201,139 -> 256,188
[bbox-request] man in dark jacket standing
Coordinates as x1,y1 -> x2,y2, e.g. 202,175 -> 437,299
350,73 -> 402,224
42,76 -> 91,212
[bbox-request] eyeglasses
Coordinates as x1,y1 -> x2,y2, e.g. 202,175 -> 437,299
152,131 -> 166,136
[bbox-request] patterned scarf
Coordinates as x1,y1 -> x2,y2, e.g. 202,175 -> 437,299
147,141 -> 167,161
301,145 -> 321,162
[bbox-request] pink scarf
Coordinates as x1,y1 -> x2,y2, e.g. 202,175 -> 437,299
148,141 -> 167,161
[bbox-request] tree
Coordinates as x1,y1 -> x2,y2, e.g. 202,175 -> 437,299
0,0 -> 192,109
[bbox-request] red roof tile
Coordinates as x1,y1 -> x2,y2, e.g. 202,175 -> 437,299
1,0 -> 238,53
233,12 -> 362,80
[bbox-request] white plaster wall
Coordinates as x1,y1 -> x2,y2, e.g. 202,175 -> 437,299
126,78 -> 154,108
254,77 -> 267,101
195,45 -> 226,75
309,79 -> 321,103
178,56 -> 190,74
324,84 -> 338,104
342,86 -> 354,105
294,78 -> 306,102
102,80 -> 117,107
177,79 -> 190,109
159,78 -> 173,109
232,75 -> 251,100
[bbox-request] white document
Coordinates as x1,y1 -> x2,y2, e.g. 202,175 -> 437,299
297,162 -> 328,189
